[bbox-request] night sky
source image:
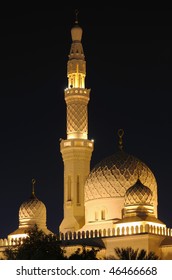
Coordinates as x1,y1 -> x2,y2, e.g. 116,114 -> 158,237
0,9 -> 172,238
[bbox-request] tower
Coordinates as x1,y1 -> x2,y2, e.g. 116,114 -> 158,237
60,13 -> 94,233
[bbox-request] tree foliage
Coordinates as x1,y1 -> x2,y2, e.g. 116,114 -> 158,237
68,246 -> 99,260
114,247 -> 160,260
4,225 -> 66,260
3,225 -> 100,260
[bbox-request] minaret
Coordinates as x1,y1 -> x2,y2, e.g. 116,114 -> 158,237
60,12 -> 94,233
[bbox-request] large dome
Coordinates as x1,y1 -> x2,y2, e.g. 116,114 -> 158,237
85,150 -> 157,203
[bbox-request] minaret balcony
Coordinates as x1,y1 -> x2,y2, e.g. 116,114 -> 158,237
60,139 -> 94,149
65,88 -> 90,99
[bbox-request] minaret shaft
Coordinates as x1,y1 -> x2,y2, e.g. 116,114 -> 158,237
60,21 -> 94,233
65,88 -> 90,139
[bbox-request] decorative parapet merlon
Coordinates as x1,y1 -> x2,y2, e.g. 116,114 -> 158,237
1,225 -> 172,249
0,238 -> 8,247
59,225 -> 172,241
0,237 -> 26,247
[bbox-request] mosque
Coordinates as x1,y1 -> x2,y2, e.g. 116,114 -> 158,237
0,15 -> 172,260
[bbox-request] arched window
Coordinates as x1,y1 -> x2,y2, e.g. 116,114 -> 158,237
76,175 -> 80,204
67,176 -> 71,201
95,211 -> 98,221
101,210 -> 105,220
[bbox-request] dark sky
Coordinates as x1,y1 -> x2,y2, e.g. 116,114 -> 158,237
0,9 -> 172,238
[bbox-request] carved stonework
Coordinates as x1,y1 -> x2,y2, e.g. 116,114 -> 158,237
19,197 -> 46,220
85,150 -> 157,205
125,181 -> 153,205
67,102 -> 87,136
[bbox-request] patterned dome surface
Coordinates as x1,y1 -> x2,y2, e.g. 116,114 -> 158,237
85,150 -> 157,202
19,194 -> 46,220
125,180 -> 153,205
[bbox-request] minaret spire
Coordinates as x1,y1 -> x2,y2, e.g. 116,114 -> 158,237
64,14 -> 89,139
118,128 -> 124,150
75,9 -> 79,24
60,14 -> 94,233
31,178 -> 36,197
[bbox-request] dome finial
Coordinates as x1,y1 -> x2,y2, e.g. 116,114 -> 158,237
31,178 -> 36,197
75,9 -> 79,24
118,128 -> 124,150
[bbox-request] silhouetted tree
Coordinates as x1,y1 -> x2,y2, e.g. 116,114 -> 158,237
68,246 -> 99,260
4,225 -> 66,260
113,247 -> 159,260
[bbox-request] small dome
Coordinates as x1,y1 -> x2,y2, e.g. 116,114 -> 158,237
8,182 -> 53,238
125,180 -> 153,205
85,150 -> 157,203
19,193 -> 46,223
